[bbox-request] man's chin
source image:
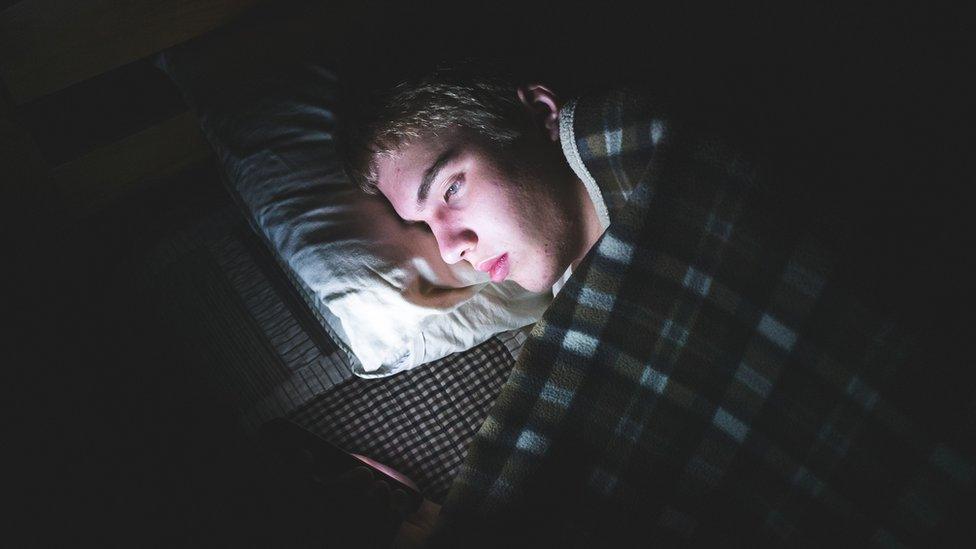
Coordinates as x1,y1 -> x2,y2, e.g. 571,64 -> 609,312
510,273 -> 561,294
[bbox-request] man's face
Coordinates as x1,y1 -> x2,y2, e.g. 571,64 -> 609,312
374,129 -> 581,293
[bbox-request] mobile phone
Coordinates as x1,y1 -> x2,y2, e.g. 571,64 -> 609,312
258,418 -> 423,512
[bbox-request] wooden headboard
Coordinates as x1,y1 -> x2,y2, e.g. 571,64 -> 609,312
0,0 -> 263,216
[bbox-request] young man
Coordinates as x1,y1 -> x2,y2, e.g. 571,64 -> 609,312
343,72 -> 607,295
341,68 -> 972,546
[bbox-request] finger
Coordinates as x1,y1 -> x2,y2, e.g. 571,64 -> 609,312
371,480 -> 391,500
341,466 -> 375,489
403,499 -> 441,529
318,465 -> 373,490
394,500 -> 441,549
369,479 -> 391,504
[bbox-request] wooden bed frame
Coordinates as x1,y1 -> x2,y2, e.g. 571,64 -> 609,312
1,0 -> 263,216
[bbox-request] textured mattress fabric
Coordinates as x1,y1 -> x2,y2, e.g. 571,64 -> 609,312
138,205 -> 523,497
288,336 -> 517,502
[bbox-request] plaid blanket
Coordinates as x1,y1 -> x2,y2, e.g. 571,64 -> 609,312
430,90 -> 973,546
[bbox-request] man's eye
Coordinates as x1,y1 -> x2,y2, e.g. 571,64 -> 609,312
444,176 -> 463,202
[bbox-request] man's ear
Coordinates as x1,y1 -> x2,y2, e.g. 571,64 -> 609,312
517,84 -> 560,142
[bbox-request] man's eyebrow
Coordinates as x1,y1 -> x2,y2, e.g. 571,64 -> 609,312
417,147 -> 459,208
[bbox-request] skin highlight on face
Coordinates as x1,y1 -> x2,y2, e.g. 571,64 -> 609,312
373,84 -> 602,292
372,85 -> 604,293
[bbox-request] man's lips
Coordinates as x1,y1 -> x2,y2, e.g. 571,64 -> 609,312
476,253 -> 510,283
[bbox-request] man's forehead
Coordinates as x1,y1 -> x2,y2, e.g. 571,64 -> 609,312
375,144 -> 423,191
374,145 -> 432,219
375,133 -> 456,203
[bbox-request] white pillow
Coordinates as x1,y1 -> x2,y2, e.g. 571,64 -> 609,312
156,50 -> 549,376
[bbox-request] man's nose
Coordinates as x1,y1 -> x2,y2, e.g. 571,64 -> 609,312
431,224 -> 477,265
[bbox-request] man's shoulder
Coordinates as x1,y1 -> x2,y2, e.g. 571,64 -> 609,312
565,89 -> 671,219
572,88 -> 667,137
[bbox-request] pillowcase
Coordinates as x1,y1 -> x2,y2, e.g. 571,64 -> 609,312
154,9 -> 549,376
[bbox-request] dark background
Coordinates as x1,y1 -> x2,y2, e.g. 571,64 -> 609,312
6,0 -> 971,545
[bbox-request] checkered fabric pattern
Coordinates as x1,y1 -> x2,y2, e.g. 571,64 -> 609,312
431,91 -> 974,546
141,204 -> 525,501
287,334 -> 516,502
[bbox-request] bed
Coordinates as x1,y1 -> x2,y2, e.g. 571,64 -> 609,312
7,2 -> 972,544
0,0 -> 542,503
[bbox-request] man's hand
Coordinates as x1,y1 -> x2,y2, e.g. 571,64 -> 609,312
314,464 -> 374,496
393,498 -> 441,549
316,465 -> 438,547
326,466 -> 441,548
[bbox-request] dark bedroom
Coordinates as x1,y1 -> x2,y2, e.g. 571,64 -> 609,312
4,0 -> 972,546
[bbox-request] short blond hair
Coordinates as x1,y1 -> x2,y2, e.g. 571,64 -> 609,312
338,64 -> 530,194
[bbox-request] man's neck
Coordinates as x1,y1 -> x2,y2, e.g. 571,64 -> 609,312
557,100 -> 610,271
572,175 -> 606,270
